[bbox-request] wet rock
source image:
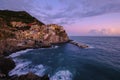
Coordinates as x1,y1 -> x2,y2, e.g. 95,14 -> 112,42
11,72 -> 49,80
0,56 -> 15,77
69,40 -> 89,48
0,73 -> 6,78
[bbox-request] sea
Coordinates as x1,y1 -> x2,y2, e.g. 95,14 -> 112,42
9,36 -> 120,80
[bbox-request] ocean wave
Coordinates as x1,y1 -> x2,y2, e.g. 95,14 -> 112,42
9,49 -> 33,58
9,58 -> 46,77
9,45 -> 59,58
51,45 -> 59,49
9,61 -> 31,76
86,45 -> 94,49
50,70 -> 72,80
32,65 -> 46,76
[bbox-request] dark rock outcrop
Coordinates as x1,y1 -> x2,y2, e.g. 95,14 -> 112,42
69,40 -> 89,48
0,10 -> 44,26
0,39 -> 51,56
11,72 -> 49,80
0,56 -> 15,77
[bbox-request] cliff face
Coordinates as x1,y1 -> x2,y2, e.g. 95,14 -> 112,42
0,10 -> 69,56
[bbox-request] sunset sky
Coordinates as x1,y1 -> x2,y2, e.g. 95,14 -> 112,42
0,0 -> 120,36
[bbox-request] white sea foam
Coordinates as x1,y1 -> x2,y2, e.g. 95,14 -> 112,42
50,45 -> 59,49
9,48 -> 49,76
88,46 -> 94,49
33,65 -> 46,76
50,70 -> 72,80
86,45 -> 94,49
53,45 -> 59,49
9,61 -> 31,76
10,49 -> 33,58
9,59 -> 46,77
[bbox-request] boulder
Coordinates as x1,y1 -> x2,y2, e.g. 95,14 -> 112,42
0,56 -> 15,77
11,72 -> 49,80
69,40 -> 89,48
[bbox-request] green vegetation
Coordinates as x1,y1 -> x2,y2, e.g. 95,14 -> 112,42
0,10 -> 44,27
0,10 -> 45,39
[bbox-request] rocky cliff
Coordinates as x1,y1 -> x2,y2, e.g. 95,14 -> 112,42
0,10 -> 69,56
0,10 -> 69,80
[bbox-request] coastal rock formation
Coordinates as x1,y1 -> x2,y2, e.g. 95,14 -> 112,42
0,10 -> 69,56
0,10 -> 69,80
11,72 -> 49,80
69,40 -> 89,48
0,39 -> 51,56
0,56 -> 15,77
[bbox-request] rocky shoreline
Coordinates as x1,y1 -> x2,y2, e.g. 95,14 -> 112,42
0,10 -> 88,80
0,10 -> 70,80
69,40 -> 89,48
0,40 -> 70,80
0,39 -> 89,80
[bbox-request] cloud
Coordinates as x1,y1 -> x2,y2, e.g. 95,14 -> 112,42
0,0 -> 120,25
0,0 -> 31,10
44,5 -> 53,10
52,0 -> 120,25
87,29 -> 115,36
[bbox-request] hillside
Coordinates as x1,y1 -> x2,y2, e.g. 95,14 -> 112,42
0,10 -> 69,56
0,10 -> 44,39
0,10 -> 44,25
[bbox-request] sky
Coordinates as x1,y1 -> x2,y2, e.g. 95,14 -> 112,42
0,0 -> 120,36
